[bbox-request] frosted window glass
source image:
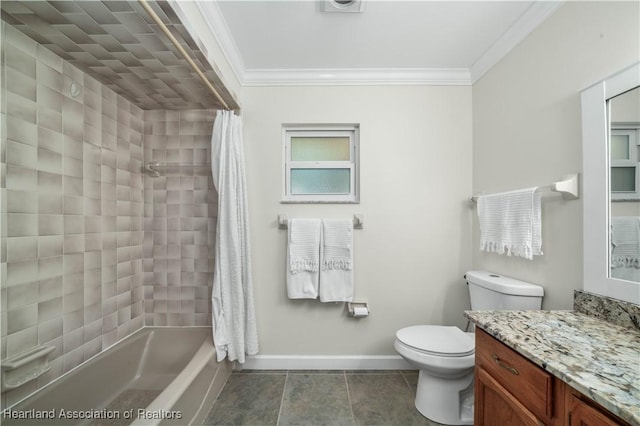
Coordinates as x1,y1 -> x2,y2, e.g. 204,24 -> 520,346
291,137 -> 350,161
611,167 -> 636,192
611,135 -> 630,160
291,169 -> 350,194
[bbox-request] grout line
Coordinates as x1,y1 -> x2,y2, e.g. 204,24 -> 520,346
400,370 -> 412,389
402,370 -> 420,393
344,370 -> 357,426
275,370 -> 289,426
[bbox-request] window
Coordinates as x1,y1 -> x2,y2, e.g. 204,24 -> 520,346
282,124 -> 359,203
610,128 -> 640,200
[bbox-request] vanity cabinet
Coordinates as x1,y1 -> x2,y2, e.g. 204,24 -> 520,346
475,328 -> 559,425
566,391 -> 626,426
475,329 -> 629,426
475,367 -> 544,425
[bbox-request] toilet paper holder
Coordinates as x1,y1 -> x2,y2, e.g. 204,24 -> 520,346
347,301 -> 369,318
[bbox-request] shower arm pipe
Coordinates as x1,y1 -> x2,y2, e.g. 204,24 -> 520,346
144,162 -> 211,177
137,0 -> 231,111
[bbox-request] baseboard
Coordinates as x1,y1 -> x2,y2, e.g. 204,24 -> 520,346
241,355 -> 413,370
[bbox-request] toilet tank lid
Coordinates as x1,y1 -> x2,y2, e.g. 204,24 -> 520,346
465,270 -> 544,297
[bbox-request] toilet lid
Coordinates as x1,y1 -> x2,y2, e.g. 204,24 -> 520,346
396,326 -> 474,357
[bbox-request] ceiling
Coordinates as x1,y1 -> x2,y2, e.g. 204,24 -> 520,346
1,0 -> 238,110
202,0 -> 563,85
0,0 -> 564,108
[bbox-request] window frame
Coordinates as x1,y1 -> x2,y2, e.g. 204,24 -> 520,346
610,127 -> 640,201
282,124 -> 360,203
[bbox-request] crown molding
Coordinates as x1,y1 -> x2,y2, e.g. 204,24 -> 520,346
470,1 -> 565,84
199,0 -> 562,87
194,0 -> 246,87
242,68 -> 472,86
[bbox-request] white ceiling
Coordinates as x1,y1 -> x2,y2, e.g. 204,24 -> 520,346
197,0 -> 563,86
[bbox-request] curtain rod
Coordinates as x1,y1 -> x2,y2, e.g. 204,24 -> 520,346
137,0 -> 231,111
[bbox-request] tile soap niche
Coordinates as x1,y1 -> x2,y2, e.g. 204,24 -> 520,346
1,345 -> 56,392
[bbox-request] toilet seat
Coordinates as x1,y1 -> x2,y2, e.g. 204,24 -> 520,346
396,325 -> 474,357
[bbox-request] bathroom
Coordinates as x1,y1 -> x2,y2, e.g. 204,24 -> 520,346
1,1 -> 638,425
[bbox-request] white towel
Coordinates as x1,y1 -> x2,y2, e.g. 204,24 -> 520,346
320,219 -> 353,302
477,187 -> 542,260
287,219 -> 321,299
611,217 -> 640,269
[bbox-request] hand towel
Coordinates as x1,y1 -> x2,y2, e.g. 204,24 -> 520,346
477,187 -> 542,260
287,218 -> 321,299
611,217 -> 640,269
320,219 -> 353,302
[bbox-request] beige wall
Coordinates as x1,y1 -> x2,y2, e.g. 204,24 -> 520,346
472,1 -> 640,309
242,85 -> 472,355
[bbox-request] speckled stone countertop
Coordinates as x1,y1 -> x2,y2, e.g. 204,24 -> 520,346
465,310 -> 640,426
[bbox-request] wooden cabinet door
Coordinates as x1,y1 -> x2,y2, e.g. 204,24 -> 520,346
475,367 -> 544,426
475,329 -> 554,420
569,395 -> 622,426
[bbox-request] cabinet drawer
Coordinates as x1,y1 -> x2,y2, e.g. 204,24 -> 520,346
476,328 -> 554,421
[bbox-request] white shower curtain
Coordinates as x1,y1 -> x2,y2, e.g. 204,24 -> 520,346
210,110 -> 258,363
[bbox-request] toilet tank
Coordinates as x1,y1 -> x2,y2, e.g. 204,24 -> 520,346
466,270 -> 544,310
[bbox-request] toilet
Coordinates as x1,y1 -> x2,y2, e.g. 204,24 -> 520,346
394,270 -> 544,425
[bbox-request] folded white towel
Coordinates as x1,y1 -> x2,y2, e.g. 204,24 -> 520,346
477,187 -> 542,260
320,219 -> 353,302
611,217 -> 640,269
287,219 -> 321,299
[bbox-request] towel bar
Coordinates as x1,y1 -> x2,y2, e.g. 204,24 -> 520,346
278,214 -> 364,229
469,173 -> 579,203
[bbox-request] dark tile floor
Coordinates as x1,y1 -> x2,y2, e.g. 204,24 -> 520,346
203,370 -> 448,426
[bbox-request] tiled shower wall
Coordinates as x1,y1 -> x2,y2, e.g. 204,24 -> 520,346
142,110 -> 216,327
0,24 -> 145,406
1,23 -> 218,408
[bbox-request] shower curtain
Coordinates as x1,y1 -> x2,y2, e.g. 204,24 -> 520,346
210,110 -> 258,363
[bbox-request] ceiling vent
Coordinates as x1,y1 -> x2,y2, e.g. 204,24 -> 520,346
323,0 -> 365,13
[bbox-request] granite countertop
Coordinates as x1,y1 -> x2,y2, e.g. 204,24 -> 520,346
465,310 -> 640,426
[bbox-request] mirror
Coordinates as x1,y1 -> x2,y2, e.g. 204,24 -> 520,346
582,62 -> 640,304
609,87 -> 640,283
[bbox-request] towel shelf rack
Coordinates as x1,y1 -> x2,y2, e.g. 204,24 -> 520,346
469,173 -> 579,203
278,214 -> 364,230
144,162 -> 211,177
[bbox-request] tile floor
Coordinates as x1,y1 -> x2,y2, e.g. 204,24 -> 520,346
203,370 -> 448,426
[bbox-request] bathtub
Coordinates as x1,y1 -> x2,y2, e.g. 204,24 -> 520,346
1,327 -> 231,426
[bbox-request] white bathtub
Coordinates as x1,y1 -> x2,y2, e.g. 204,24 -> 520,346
1,327 -> 231,426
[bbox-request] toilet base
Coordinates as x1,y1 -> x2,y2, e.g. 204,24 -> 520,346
414,369 -> 474,425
